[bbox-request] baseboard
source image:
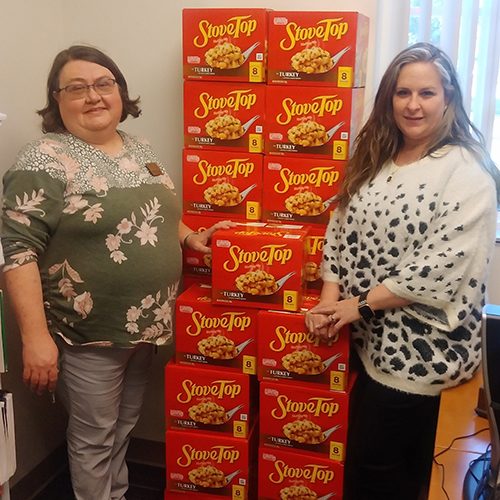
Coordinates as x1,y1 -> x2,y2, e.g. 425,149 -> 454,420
127,437 -> 166,468
10,442 -> 68,500
10,438 -> 165,500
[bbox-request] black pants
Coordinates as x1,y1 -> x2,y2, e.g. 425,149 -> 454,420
344,367 -> 441,500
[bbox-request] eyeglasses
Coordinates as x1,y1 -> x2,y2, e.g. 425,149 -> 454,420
57,78 -> 117,99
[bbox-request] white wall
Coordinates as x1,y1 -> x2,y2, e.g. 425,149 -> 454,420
0,0 -> 71,485
0,1 -> 380,483
3,0 -> 499,487
62,0 -> 381,192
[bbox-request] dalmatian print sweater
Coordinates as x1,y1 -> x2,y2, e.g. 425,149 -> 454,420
322,146 -> 497,395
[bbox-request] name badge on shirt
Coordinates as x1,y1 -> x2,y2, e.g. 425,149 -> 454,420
146,162 -> 162,176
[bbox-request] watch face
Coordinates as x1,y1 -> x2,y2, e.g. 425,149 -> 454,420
359,304 -> 374,321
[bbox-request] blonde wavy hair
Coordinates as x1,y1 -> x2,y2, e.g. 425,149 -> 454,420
338,42 -> 500,210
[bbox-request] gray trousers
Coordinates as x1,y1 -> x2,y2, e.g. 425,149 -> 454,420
57,342 -> 154,500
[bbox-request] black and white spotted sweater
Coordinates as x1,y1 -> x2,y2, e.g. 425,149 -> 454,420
322,146 -> 497,395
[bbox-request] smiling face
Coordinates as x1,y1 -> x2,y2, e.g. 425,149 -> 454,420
393,61 -> 448,151
54,59 -> 123,143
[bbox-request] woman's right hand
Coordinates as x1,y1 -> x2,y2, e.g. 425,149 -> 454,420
185,219 -> 236,254
4,262 -> 59,396
305,309 -> 336,341
22,332 -> 59,395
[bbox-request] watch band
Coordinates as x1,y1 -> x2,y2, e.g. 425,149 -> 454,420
358,290 -> 375,321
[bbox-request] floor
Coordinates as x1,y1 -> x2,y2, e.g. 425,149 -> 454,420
32,462 -> 166,500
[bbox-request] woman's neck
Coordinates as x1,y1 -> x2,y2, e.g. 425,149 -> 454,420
395,144 -> 427,166
78,130 -> 124,156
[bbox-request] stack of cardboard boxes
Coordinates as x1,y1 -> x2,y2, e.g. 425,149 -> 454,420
166,283 -> 260,499
165,8 -> 369,500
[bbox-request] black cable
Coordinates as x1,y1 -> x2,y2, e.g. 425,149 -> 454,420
434,427 -> 489,459
470,444 -> 491,500
433,427 -> 490,500
432,458 -> 451,500
469,450 -> 490,484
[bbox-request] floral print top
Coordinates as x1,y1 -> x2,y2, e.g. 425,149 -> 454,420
1,131 -> 182,347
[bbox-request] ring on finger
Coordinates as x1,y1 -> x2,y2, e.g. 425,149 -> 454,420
328,314 -> 338,324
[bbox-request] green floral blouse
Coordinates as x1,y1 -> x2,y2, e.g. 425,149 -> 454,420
1,131 -> 182,347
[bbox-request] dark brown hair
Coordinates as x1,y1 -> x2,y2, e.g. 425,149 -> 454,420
38,45 -> 141,133
338,42 -> 499,209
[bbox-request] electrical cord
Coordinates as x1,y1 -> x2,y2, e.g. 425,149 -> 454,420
470,444 -> 492,500
433,427 -> 489,500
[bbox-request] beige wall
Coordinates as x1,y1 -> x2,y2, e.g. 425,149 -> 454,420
4,0 -> 498,487
0,0 -> 70,485
61,0 -> 381,191
0,0 -> 378,484
59,0 -> 381,446
0,0 -> 381,484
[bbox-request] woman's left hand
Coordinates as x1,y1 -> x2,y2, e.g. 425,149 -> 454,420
308,297 -> 362,341
185,220 -> 236,253
305,310 -> 335,341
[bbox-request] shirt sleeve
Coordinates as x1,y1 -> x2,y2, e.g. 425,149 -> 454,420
321,208 -> 342,283
1,151 -> 65,271
383,164 -> 497,331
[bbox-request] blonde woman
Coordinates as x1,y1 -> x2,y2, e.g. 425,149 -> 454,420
306,43 -> 499,500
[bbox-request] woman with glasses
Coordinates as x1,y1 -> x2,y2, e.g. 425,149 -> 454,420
1,45 -> 227,500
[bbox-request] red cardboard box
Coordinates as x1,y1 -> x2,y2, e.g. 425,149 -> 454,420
258,446 -> 344,500
166,422 -> 258,498
267,11 -> 369,88
182,214 -> 230,278
183,8 -> 269,83
165,359 -> 257,438
165,493 -> 193,500
259,376 -> 355,461
165,492 -> 188,500
184,81 -> 266,153
182,274 -> 211,292
262,156 -> 344,226
257,296 -> 350,391
264,85 -> 364,160
176,284 -> 258,374
212,223 -> 309,311
183,149 -> 263,220
305,226 -> 326,293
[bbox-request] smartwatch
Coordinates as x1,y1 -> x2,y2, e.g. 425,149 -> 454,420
358,290 -> 375,321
